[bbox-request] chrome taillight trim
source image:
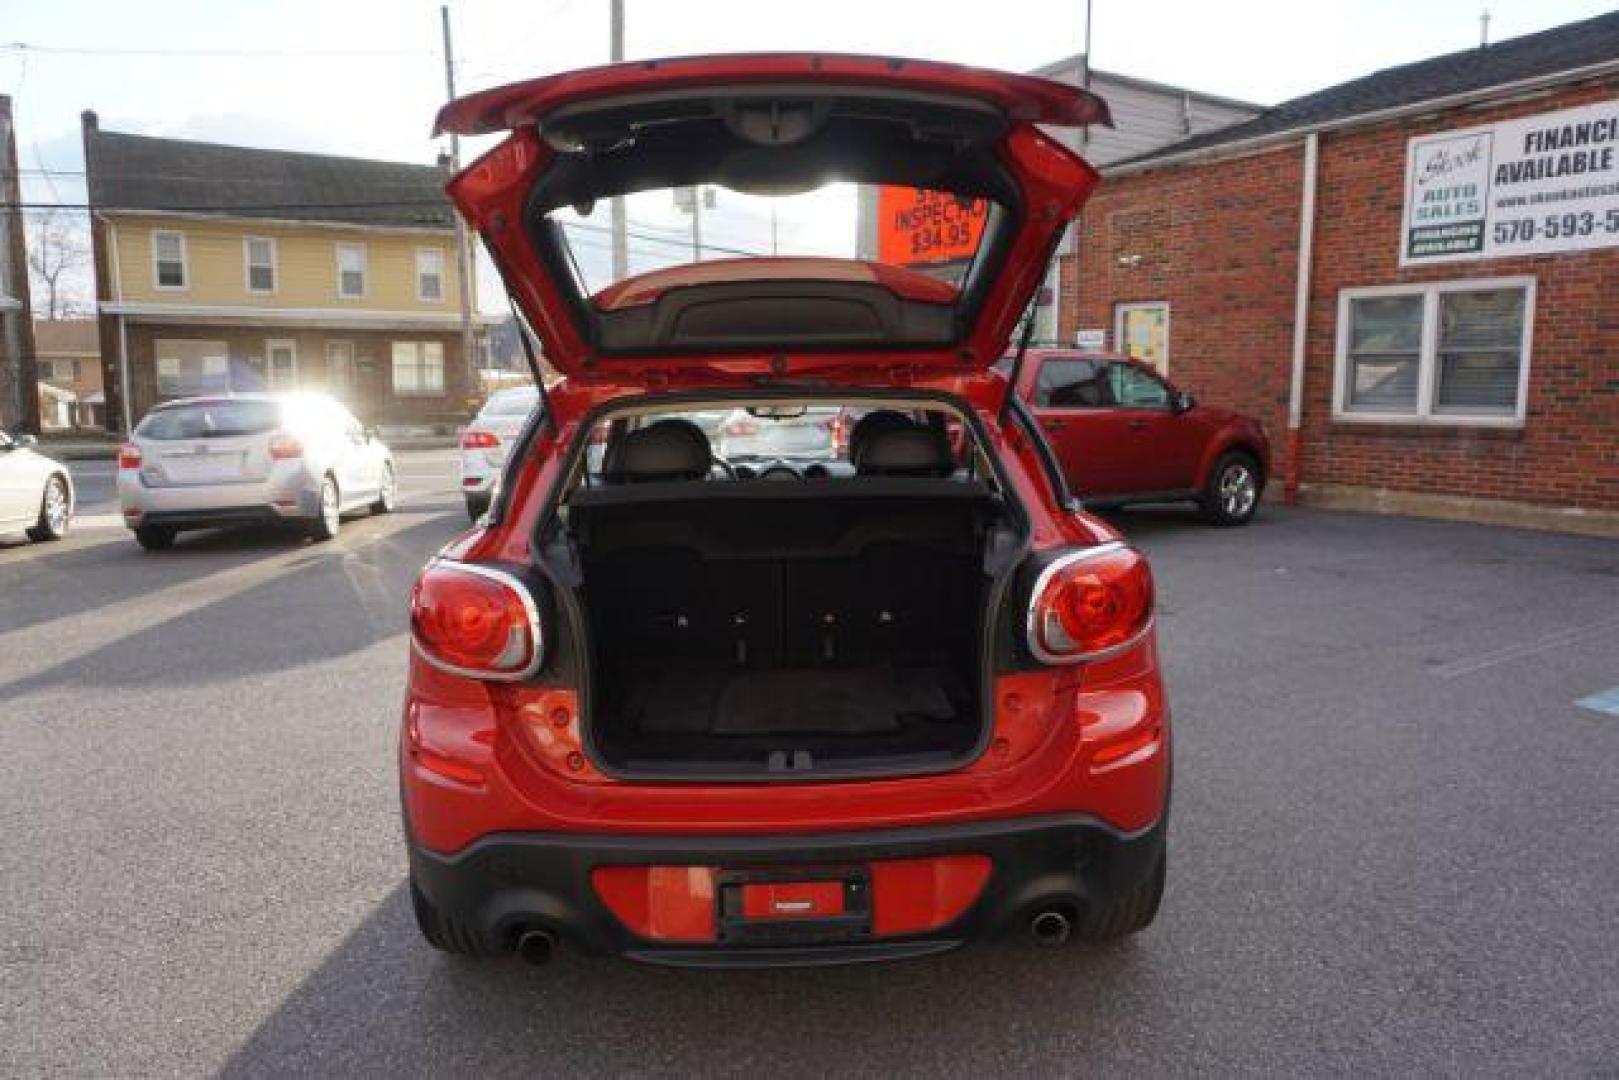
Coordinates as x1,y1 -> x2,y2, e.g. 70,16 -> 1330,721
1024,541 -> 1154,666
409,558 -> 545,682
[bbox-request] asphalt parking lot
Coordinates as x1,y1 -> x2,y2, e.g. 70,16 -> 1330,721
2,448 -> 1616,1075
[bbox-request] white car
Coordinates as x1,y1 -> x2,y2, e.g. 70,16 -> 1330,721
116,393 -> 395,550
459,385 -> 540,520
0,430 -> 73,544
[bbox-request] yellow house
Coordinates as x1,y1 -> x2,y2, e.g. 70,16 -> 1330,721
83,113 -> 488,433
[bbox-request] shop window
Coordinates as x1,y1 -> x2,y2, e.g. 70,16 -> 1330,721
1335,279 -> 1533,426
155,340 -> 230,398
392,341 -> 445,396
1115,302 -> 1169,371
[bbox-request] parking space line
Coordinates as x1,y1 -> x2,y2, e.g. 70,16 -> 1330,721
1576,687 -> 1619,717
1430,614 -> 1619,679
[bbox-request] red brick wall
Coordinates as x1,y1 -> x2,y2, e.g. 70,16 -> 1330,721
1063,78 -> 1619,512
1064,144 -> 1303,478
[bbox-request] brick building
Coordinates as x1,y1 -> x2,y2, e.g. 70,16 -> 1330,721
1059,12 -> 1619,535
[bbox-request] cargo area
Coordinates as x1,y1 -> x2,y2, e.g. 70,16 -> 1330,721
567,482 -> 1001,778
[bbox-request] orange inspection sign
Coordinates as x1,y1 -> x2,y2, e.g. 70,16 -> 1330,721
876,187 -> 989,266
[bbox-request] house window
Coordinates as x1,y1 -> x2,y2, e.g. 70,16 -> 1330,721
152,231 -> 187,289
265,339 -> 298,390
1115,302 -> 1169,371
336,243 -> 368,298
245,237 -> 277,294
155,339 -> 230,397
391,341 -> 445,396
1335,278 -> 1533,425
326,340 -> 356,398
416,248 -> 446,302
43,359 -> 81,381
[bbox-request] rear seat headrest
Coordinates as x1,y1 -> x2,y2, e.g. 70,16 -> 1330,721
847,409 -> 914,466
855,424 -> 955,478
602,418 -> 712,484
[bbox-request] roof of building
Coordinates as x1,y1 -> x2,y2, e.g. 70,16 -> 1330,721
1118,10 -> 1619,167
85,125 -> 455,230
1029,56 -> 1265,113
32,318 -> 99,357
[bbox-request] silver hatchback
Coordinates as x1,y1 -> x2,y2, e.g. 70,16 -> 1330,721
117,393 -> 396,550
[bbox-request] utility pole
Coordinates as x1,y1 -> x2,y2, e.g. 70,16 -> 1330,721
1479,8 -> 1491,47
441,4 -> 479,399
1078,0 -> 1093,148
609,0 -> 628,281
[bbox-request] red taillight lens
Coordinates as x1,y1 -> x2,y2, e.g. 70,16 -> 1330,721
117,444 -> 142,470
1027,545 -> 1154,663
410,561 -> 540,679
461,429 -> 500,449
269,433 -> 303,460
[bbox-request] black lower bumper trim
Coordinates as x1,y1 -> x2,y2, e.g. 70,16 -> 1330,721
407,811 -> 1167,967
132,506 -> 292,530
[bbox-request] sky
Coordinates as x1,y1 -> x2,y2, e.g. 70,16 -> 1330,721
5,0 -> 1615,311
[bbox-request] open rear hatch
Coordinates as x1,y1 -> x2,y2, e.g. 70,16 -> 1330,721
436,53 -> 1109,391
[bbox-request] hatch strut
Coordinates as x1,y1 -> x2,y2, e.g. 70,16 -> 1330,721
998,299 -> 1039,426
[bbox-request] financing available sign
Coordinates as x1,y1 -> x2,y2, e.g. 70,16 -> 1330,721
1401,98 -> 1619,264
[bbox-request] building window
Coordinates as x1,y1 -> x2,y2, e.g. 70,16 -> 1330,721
1334,278 -> 1533,426
245,237 -> 277,294
336,243 -> 368,298
42,359 -> 81,381
391,341 -> 445,396
1115,302 -> 1169,371
416,248 -> 446,302
265,339 -> 298,390
155,340 -> 230,398
152,231 -> 187,290
326,340 -> 356,398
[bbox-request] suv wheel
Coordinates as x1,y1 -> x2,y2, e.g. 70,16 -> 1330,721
308,476 -> 341,541
1076,850 -> 1166,943
134,525 -> 176,551
1202,452 -> 1262,526
409,875 -> 490,957
26,475 -> 71,542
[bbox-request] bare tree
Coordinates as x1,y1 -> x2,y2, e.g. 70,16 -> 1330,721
26,209 -> 90,319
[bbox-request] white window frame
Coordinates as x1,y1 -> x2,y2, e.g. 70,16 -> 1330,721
265,338 -> 299,390
243,236 -> 277,295
415,246 -> 447,303
1332,276 -> 1535,429
1114,301 -> 1171,372
335,242 -> 368,300
151,230 -> 188,291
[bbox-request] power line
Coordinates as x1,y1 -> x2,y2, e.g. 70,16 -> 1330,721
1,41 -> 434,59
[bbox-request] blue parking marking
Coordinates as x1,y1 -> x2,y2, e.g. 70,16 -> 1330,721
1575,687 -> 1619,716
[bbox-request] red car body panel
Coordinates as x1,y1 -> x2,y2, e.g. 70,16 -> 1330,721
402,56 -> 1169,964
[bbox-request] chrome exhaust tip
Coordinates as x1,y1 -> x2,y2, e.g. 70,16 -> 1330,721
1030,909 -> 1073,947
516,928 -> 557,966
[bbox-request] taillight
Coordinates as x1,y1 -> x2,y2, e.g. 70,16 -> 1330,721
269,433 -> 303,460
1026,544 -> 1155,664
461,429 -> 500,449
723,418 -> 758,437
117,444 -> 142,470
410,560 -> 541,680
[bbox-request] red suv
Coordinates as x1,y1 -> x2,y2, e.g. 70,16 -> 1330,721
401,55 -> 1170,967
1012,350 -> 1271,525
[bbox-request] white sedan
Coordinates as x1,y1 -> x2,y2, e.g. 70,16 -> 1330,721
459,385 -> 540,520
0,430 -> 73,544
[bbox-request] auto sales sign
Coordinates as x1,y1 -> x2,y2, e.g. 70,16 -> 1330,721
1401,98 -> 1619,264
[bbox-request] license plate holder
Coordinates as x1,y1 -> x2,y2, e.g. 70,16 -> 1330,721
716,865 -> 871,946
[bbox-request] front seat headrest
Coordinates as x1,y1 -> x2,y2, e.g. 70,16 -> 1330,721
602,418 -> 712,484
856,424 -> 955,478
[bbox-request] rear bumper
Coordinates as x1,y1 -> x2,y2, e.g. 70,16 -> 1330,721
407,811 -> 1167,967
118,469 -> 319,528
